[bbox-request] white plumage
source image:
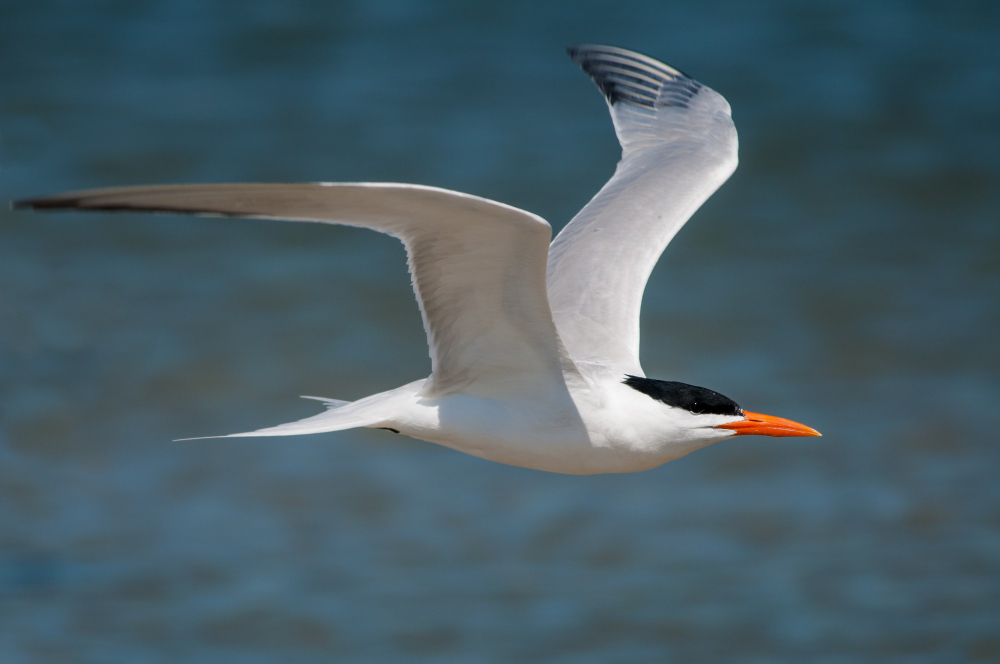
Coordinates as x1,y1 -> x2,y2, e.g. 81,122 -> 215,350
16,45 -> 819,474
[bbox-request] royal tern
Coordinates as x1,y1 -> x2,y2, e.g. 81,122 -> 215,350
16,45 -> 820,474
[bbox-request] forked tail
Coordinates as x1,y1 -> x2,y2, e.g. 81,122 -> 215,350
176,381 -> 424,440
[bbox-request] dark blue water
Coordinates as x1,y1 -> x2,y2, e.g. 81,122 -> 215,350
2,1 -> 999,661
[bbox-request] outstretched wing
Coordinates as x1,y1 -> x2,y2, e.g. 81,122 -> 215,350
17,183 -> 577,396
547,45 -> 739,376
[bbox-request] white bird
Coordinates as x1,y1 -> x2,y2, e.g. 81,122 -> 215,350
16,45 -> 820,474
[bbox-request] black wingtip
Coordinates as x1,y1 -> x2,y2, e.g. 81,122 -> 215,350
13,196 -> 67,211
15,190 -> 91,210
566,44 -> 592,67
568,44 -> 701,110
10,195 -> 194,216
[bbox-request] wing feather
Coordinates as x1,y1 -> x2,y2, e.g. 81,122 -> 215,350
547,45 -> 739,375
17,183 -> 578,395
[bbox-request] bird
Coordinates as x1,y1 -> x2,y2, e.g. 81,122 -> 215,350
15,45 -> 820,474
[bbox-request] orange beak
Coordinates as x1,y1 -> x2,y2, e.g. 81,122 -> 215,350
715,411 -> 821,437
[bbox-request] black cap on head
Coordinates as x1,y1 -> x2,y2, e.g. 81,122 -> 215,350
623,375 -> 743,417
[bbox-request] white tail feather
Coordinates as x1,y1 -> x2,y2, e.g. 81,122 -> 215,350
300,395 -> 352,409
175,381 -> 425,440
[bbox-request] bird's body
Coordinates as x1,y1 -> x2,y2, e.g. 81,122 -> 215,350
17,45 -> 820,474
302,375 -> 738,475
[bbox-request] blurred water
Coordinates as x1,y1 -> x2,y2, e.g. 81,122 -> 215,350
2,1 -> 999,662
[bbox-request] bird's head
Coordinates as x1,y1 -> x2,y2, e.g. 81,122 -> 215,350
622,375 -> 821,446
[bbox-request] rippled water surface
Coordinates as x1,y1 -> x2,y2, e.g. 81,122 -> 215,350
2,1 -> 999,662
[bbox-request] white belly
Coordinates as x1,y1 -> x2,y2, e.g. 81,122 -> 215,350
383,381 -> 714,475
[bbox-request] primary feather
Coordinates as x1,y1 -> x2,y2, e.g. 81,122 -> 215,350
546,45 -> 739,376
18,183 -> 579,397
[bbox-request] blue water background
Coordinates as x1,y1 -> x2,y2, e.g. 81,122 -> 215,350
2,1 -> 999,661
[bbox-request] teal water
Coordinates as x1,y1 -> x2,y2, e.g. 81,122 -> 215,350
2,1 -> 999,661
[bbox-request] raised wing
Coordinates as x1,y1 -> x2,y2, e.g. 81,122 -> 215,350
17,183 -> 577,396
547,45 -> 739,376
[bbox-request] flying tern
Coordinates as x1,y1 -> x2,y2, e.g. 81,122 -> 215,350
16,45 -> 820,474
